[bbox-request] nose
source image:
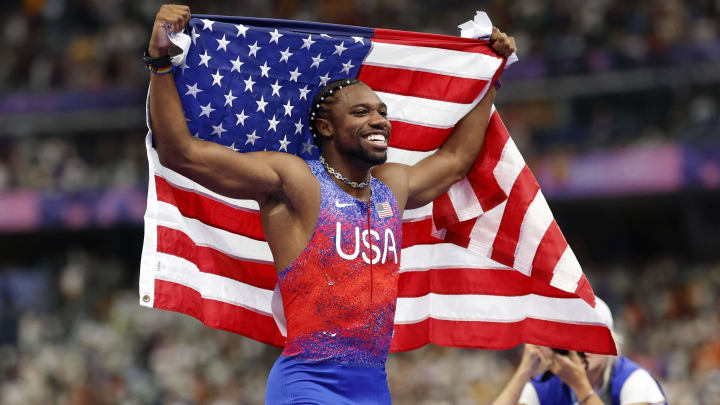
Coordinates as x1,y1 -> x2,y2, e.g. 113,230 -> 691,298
368,110 -> 390,130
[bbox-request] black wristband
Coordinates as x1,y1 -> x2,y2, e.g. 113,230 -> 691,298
143,50 -> 172,73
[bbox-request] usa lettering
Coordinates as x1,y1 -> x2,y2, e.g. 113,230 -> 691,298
335,222 -> 397,264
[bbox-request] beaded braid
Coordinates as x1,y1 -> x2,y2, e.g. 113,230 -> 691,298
308,78 -> 361,146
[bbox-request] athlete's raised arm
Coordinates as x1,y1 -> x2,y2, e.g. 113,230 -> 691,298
374,28 -> 516,211
147,5 -> 307,203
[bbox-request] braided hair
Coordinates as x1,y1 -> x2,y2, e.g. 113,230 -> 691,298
308,78 -> 362,148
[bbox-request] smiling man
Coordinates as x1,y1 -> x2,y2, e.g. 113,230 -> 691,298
145,4 -> 516,404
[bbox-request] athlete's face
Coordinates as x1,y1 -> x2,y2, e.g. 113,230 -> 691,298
325,84 -> 391,165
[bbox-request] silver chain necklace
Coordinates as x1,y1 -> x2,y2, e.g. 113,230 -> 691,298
318,156 -> 371,189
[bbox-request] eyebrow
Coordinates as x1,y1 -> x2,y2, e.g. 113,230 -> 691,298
350,102 -> 387,109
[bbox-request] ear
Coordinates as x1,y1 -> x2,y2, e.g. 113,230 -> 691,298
315,118 -> 334,141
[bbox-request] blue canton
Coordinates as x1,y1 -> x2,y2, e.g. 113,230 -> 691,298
173,18 -> 372,159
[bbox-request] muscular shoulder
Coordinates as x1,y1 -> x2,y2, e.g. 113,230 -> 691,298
254,152 -> 317,206
372,163 -> 410,210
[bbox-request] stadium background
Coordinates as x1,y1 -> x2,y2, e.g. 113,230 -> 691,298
0,0 -> 718,403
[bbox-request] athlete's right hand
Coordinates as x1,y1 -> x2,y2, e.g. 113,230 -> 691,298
148,4 -> 191,57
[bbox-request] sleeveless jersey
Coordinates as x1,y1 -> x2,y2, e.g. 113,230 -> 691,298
276,159 -> 402,367
529,356 -> 667,405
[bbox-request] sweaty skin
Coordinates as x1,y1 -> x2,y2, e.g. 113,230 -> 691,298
147,5 -> 516,274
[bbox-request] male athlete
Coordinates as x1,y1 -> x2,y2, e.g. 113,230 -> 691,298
147,4 -> 516,404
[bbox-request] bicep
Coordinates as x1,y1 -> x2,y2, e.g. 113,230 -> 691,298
174,140 -> 297,201
404,151 -> 462,209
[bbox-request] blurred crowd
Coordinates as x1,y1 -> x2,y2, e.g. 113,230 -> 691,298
0,249 -> 718,404
0,132 -> 146,192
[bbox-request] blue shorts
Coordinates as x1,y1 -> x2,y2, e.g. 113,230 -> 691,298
265,355 -> 391,404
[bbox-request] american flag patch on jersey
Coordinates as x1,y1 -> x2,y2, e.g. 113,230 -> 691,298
376,202 -> 392,218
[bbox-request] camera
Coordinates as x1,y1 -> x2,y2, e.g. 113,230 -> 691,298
539,349 -> 587,381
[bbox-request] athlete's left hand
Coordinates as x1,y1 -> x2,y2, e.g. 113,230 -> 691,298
489,27 -> 517,57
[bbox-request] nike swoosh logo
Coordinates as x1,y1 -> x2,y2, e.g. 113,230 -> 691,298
335,200 -> 354,208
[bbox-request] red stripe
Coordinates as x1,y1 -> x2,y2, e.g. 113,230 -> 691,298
431,192 -> 459,231
574,273 -> 596,307
153,279 -> 285,347
387,121 -> 452,152
358,64 -> 488,104
156,226 -> 277,290
390,317 -> 616,354
401,217 -> 445,247
373,28 -> 502,56
398,267 -> 578,298
155,175 -> 265,241
491,167 -> 540,266
531,220 -> 568,283
467,111 -> 510,212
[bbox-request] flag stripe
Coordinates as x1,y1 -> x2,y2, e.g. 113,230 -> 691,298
154,279 -> 285,347
390,317 -> 616,354
358,64 -> 489,103
397,268 -> 578,298
372,28 -> 505,57
157,225 -> 276,290
386,121 -> 452,151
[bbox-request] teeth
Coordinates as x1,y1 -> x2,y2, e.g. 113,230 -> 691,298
367,134 -> 385,142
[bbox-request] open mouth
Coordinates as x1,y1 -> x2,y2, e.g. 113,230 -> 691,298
363,132 -> 388,148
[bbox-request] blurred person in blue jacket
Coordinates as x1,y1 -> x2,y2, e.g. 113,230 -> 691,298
491,297 -> 666,405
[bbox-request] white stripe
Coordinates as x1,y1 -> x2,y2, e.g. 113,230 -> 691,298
467,200 -> 507,256
386,147 -> 435,166
550,247 -> 583,293
447,177 -> 483,222
139,132 -> 160,307
493,137 -> 525,196
394,294 -> 607,326
155,201 -> 274,262
379,91 -> 472,129
155,252 -> 274,314
365,41 -> 502,80
513,190 -> 553,275
148,143 -> 260,211
402,203 -> 433,221
400,243 -> 508,272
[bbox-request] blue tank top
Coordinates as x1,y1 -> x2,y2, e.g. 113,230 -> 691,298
530,356 -> 667,405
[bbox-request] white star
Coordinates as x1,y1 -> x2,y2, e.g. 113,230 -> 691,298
243,76 -> 256,92
191,29 -> 200,45
201,19 -> 214,31
245,129 -> 260,145
216,34 -> 230,51
333,41 -> 348,56
340,60 -> 355,74
248,41 -> 261,57
278,135 -> 291,152
270,80 -> 282,97
259,60 -> 271,77
256,95 -> 268,112
227,142 -> 240,152
269,28 -> 283,44
279,47 -> 293,63
283,100 -> 294,117
211,69 -> 224,87
301,35 -> 315,50
230,56 -> 243,73
236,24 -> 249,37
310,53 -> 324,69
235,110 -> 249,126
267,115 -> 280,132
211,122 -> 227,137
294,118 -> 304,134
198,50 -> 212,67
199,102 -> 215,118
288,67 -> 301,82
298,85 -> 311,100
224,90 -> 237,107
352,36 -> 365,44
185,82 -> 203,98
193,132 -> 200,138
318,72 -> 331,86
301,138 -> 318,155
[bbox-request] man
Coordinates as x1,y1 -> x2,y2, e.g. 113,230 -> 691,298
146,4 -> 516,404
491,298 -> 666,405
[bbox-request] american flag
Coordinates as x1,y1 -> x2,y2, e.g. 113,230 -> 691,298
139,15 -> 616,354
376,202 -> 393,218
